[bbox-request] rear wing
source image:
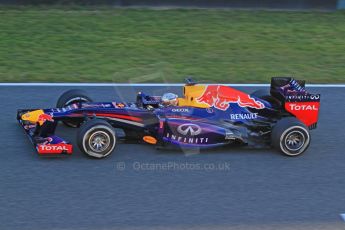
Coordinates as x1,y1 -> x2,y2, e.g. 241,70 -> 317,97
270,77 -> 320,129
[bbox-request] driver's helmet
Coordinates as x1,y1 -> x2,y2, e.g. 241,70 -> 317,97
161,93 -> 178,106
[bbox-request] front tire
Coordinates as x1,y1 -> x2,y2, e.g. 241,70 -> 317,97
56,89 -> 93,128
271,117 -> 310,156
77,119 -> 116,159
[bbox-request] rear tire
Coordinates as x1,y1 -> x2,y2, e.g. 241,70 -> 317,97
56,89 -> 93,128
77,119 -> 116,159
271,117 -> 310,156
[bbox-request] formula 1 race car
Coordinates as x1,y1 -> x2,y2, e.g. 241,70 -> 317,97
17,77 -> 320,158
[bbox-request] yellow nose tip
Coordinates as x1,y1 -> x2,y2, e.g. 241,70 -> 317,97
21,110 -> 44,124
21,113 -> 31,120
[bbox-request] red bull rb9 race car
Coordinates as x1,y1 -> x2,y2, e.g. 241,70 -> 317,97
17,77 -> 320,158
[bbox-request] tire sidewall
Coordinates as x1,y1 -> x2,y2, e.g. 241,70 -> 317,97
78,120 -> 116,158
272,117 -> 310,156
56,89 -> 92,108
279,125 -> 310,156
56,89 -> 93,128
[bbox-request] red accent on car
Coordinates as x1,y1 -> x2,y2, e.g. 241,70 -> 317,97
285,101 -> 320,126
37,143 -> 73,154
38,113 -> 54,123
92,113 -> 142,122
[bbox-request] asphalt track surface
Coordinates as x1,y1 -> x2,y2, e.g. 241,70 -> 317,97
1,85 -> 345,230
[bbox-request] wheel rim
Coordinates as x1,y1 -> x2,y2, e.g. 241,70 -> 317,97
284,130 -> 305,151
88,131 -> 111,153
82,125 -> 116,158
279,126 -> 310,156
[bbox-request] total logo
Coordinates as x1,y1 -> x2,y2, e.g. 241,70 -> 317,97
37,144 -> 72,154
288,104 -> 318,111
39,145 -> 69,151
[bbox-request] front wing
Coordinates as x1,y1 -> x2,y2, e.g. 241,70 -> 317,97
17,109 -> 73,155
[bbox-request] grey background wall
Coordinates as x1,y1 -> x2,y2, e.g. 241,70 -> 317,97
0,0 -> 342,10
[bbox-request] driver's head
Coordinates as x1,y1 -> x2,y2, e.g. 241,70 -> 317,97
161,93 -> 178,106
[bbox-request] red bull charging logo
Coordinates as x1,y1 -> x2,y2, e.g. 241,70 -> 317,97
197,85 -> 265,111
38,113 -> 54,124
